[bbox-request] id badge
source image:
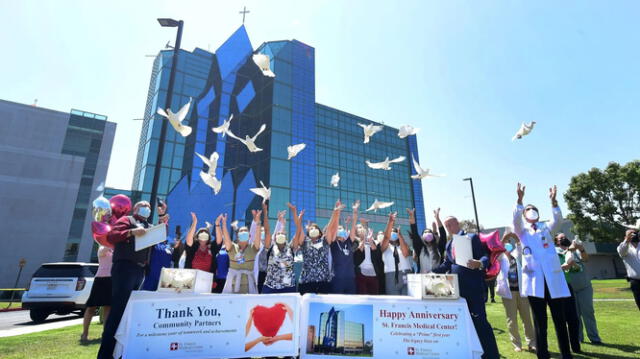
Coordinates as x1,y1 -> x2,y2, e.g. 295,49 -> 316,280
343,248 -> 350,256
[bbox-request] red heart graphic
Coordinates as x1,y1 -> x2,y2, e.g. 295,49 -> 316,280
252,304 -> 286,337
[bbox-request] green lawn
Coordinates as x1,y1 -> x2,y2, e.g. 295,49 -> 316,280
0,301 -> 22,310
0,280 -> 638,359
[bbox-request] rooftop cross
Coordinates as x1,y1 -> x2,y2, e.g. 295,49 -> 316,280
239,6 -> 250,24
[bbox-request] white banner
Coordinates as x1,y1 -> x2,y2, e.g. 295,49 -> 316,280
114,291 -> 300,359
300,294 -> 482,359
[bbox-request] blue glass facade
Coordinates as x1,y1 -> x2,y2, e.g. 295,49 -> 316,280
128,26 -> 425,237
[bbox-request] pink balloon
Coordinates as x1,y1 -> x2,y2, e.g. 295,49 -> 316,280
92,221 -> 113,248
110,194 -> 131,219
479,230 -> 506,280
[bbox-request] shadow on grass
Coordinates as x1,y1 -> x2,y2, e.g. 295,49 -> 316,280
79,338 -> 101,346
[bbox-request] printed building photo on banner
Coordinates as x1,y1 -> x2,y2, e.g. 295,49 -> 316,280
306,302 -> 373,357
245,298 -> 296,354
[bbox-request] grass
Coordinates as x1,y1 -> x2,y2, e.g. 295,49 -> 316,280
0,301 -> 22,310
0,280 -> 638,359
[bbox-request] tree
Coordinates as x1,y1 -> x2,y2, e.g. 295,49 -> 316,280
564,160 -> 640,243
459,219 -> 484,233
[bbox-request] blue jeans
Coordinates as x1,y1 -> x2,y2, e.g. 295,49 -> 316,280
97,261 -> 145,359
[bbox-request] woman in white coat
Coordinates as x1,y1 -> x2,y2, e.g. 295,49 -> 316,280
512,183 -> 574,359
496,231 -> 536,353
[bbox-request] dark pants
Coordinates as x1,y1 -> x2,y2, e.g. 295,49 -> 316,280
528,281 -> 572,359
564,285 -> 581,351
213,278 -> 226,294
330,276 -> 356,294
464,293 -> 500,359
630,278 -> 640,311
299,281 -> 330,295
257,271 -> 267,293
485,279 -> 496,302
356,273 -> 379,295
262,285 -> 296,293
97,261 -> 145,359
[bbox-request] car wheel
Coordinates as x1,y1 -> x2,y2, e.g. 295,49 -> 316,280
29,309 -> 50,323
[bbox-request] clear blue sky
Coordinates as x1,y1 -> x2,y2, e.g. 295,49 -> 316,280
1,1 -> 638,228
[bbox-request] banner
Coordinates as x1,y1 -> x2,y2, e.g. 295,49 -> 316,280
114,291 -> 300,359
300,294 -> 482,359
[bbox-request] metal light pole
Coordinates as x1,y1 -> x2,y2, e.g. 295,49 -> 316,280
463,177 -> 481,233
149,18 -> 183,218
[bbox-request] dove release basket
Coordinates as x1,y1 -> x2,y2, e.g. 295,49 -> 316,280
157,268 -> 213,294
407,273 -> 460,300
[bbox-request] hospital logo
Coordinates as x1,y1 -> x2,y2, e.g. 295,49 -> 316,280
407,346 -> 415,355
170,342 -> 179,351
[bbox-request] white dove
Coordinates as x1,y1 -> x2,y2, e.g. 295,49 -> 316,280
227,124 -> 267,152
411,155 -> 444,180
249,180 -> 271,203
366,199 -> 394,212
365,156 -> 406,171
199,171 -> 221,195
252,54 -> 276,78
287,143 -> 306,160
330,172 -> 340,187
230,220 -> 239,231
212,114 -> 233,137
512,121 -> 537,141
357,122 -> 383,144
156,98 -> 193,137
398,125 -> 420,138
195,151 -> 219,176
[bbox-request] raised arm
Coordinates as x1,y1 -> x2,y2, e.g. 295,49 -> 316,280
349,201 -> 360,241
513,183 -> 526,234
618,230 -> 635,257
435,208 -> 447,258
222,213 -> 233,251
397,226 -> 410,258
186,212 -> 197,247
251,209 -> 263,251
547,185 -> 562,233
325,200 -> 345,244
214,214 -> 223,246
287,203 -> 304,248
381,212 -> 396,252
406,208 -> 423,255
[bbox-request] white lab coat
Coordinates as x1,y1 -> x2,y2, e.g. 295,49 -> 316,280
512,204 -> 570,299
496,252 -> 523,299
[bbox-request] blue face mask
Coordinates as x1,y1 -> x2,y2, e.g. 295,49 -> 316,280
137,206 -> 151,219
391,232 -> 398,241
261,232 -> 265,240
337,230 -> 348,239
504,243 -> 514,252
237,231 -> 250,242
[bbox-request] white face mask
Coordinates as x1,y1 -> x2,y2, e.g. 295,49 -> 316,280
309,228 -> 320,239
137,206 -> 151,219
376,234 -> 384,242
197,232 -> 209,242
525,209 -> 539,221
275,234 -> 287,244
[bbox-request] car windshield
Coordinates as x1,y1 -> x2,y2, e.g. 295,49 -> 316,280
32,264 -> 97,278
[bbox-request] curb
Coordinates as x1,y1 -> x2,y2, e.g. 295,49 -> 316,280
0,307 -> 25,313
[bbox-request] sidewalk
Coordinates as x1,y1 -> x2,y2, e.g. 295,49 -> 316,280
0,315 -> 98,338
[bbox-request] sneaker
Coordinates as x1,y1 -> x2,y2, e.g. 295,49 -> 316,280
514,347 -> 522,352
591,341 -> 603,345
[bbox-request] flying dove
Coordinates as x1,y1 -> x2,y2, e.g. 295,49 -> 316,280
365,156 -> 406,171
199,171 -> 221,195
398,125 -> 420,138
195,151 -> 219,176
512,121 -> 537,141
230,220 -> 239,231
287,143 -> 306,160
366,199 -> 394,212
411,155 -> 444,180
249,180 -> 271,203
212,114 -> 233,137
331,172 -> 340,187
357,123 -> 383,144
227,124 -> 267,152
252,54 -> 276,78
156,98 -> 193,137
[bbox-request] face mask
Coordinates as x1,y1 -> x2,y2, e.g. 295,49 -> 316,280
197,232 -> 209,242
337,230 -> 348,239
275,234 -> 287,244
391,232 -> 399,241
137,206 -> 151,219
261,232 -> 265,241
309,228 -> 320,239
238,231 -> 249,242
423,232 -> 434,242
376,234 -> 384,242
525,209 -> 539,221
559,238 -> 571,247
504,243 -> 514,252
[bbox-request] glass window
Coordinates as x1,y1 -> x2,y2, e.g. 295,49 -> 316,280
270,159 -> 290,187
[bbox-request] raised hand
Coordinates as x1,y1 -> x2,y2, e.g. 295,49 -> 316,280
433,207 -> 441,220
277,210 -> 287,221
517,183 -> 526,204
252,209 -> 262,223
406,208 -> 416,224
352,200 -> 360,212
221,213 -> 228,224
215,214 -> 222,226
190,212 -> 197,225
549,185 -> 558,206
334,199 -> 345,211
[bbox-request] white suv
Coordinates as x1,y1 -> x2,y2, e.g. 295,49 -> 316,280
22,262 -> 98,323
